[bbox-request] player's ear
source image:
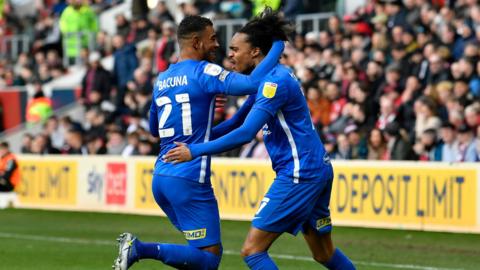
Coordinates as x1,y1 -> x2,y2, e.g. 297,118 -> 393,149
192,34 -> 201,50
251,47 -> 261,58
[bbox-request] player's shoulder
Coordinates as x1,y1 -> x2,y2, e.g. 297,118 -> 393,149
266,64 -> 296,83
198,61 -> 222,75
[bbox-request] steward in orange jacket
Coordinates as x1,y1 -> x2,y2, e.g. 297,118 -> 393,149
0,142 -> 20,192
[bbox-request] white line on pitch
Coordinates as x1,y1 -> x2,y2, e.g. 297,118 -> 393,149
0,232 -> 464,270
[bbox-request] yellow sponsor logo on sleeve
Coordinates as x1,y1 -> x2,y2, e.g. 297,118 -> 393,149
183,228 -> 207,240
262,82 -> 277,98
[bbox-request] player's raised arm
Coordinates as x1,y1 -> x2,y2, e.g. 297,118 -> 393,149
197,40 -> 284,96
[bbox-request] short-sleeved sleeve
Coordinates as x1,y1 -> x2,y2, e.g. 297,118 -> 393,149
252,80 -> 288,117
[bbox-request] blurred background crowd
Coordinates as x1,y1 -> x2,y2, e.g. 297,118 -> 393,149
1,0 -> 479,162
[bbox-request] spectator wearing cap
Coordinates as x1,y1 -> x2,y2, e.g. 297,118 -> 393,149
457,124 -> 477,162
345,124 -> 368,159
81,51 -> 112,107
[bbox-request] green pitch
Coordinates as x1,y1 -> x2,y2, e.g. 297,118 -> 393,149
0,209 -> 479,270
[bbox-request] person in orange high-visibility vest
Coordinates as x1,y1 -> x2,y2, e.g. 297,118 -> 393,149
0,142 -> 20,192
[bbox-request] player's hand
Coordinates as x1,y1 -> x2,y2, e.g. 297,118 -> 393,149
163,142 -> 193,164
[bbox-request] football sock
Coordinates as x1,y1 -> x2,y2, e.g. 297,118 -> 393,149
244,251 -> 279,270
322,248 -> 356,270
135,240 -> 222,270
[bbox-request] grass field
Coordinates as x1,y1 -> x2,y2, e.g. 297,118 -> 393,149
0,209 -> 479,270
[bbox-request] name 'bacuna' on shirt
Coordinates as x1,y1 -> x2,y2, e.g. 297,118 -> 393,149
156,75 -> 188,91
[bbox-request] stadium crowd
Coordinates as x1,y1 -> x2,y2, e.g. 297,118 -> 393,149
2,0 -> 479,162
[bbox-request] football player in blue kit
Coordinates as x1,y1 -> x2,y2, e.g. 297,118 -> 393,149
165,9 -> 356,270
112,15 -> 285,270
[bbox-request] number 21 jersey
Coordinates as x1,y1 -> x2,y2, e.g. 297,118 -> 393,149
149,59 -> 231,184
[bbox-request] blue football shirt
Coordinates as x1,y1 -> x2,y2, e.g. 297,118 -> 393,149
189,63 -> 330,182
252,64 -> 329,182
149,60 -> 234,183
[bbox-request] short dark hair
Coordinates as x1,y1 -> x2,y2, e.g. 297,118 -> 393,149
177,15 -> 213,40
238,7 -> 293,55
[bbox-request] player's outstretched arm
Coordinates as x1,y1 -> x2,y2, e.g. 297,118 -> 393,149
164,108 -> 270,163
200,41 -> 284,96
211,95 -> 255,139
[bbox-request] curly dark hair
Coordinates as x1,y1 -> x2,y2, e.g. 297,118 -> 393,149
238,7 -> 293,55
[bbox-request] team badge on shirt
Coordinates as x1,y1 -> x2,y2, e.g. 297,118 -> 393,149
262,82 -> 277,98
203,63 -> 223,76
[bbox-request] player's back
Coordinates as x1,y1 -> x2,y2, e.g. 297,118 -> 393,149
254,64 -> 329,182
151,59 -> 218,183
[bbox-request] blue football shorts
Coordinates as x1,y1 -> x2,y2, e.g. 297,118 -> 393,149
152,174 -> 221,248
252,164 -> 334,236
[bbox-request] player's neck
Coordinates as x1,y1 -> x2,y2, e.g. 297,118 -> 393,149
178,48 -> 203,62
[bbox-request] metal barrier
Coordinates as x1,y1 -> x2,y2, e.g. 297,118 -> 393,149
0,35 -> 31,61
295,12 -> 335,34
62,31 -> 97,67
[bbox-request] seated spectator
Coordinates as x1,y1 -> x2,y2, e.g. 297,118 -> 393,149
85,134 -> 106,155
62,129 -> 87,155
122,132 -> 140,157
367,128 -> 387,160
439,122 -> 459,162
332,133 -> 350,160
457,124 -> 477,162
137,137 -> 154,156
345,124 -> 368,159
413,129 -> 442,161
384,122 -> 414,160
21,133 -> 34,154
106,129 -> 126,155
414,96 -> 442,141
31,133 -> 60,155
